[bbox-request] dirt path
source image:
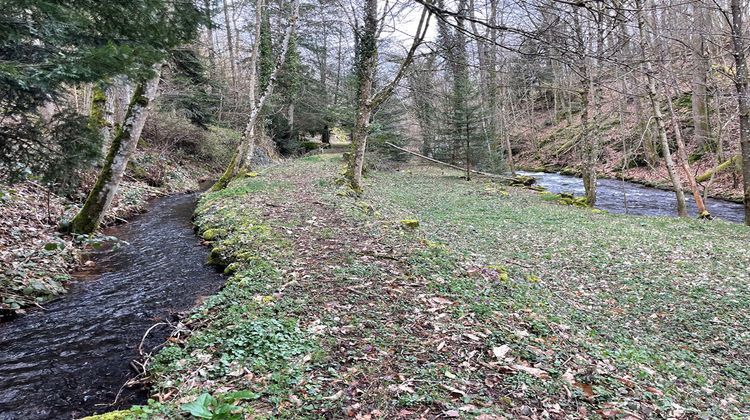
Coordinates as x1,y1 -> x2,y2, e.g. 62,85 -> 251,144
237,161 -> 490,417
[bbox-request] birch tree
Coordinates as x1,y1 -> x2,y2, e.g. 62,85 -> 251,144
212,0 -> 300,191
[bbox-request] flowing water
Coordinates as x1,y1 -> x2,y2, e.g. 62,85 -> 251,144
0,191 -> 224,419
520,171 -> 745,223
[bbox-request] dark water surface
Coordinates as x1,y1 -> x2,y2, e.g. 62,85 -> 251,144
0,191 -> 224,419
520,171 -> 745,223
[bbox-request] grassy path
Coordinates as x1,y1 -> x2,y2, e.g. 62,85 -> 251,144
108,154 -> 749,419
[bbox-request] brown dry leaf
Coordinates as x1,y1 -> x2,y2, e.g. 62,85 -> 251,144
574,382 -> 595,398
645,386 -> 663,396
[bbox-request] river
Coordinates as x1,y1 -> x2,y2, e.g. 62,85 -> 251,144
0,191 -> 224,419
519,171 -> 745,223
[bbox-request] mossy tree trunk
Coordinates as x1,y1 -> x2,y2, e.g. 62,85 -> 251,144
69,68 -> 162,234
347,3 -> 430,193
90,81 -> 117,160
347,0 -> 378,193
691,4 -> 711,152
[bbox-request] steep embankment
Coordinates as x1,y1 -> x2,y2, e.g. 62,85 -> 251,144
101,153 -> 748,418
0,148 -> 214,318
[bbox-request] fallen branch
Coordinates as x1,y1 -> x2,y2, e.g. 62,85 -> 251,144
696,155 -> 741,183
384,142 -> 515,181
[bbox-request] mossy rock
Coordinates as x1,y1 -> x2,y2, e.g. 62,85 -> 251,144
525,185 -> 547,192
400,219 -> 420,229
558,195 -> 589,207
356,201 -> 375,215
559,192 -> 575,200
202,228 -> 228,241
224,262 -> 241,274
207,246 -> 228,266
559,167 -> 580,176
509,175 -> 536,187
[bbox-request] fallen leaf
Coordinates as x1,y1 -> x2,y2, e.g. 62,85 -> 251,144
492,344 -> 511,361
512,364 -> 549,379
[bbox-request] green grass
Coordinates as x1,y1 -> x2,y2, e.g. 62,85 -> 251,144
100,156 -> 750,418
359,165 -> 750,417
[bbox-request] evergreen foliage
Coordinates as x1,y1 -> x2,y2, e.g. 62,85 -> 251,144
0,0 -> 203,185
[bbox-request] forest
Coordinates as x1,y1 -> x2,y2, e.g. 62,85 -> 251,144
1,0 -> 750,418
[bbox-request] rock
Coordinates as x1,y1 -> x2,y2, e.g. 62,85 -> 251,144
207,246 -> 227,266
509,175 -> 536,187
202,228 -> 228,241
400,219 -> 420,229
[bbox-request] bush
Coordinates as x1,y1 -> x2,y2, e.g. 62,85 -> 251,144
142,112 -> 240,170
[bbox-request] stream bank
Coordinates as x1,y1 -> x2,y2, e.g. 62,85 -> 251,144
0,151 -> 213,319
0,190 -> 225,419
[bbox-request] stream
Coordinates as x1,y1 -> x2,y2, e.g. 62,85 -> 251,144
520,171 -> 745,223
0,191 -> 224,419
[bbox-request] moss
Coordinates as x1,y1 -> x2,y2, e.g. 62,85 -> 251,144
202,228 -> 228,241
673,92 -> 693,110
509,175 -> 536,187
301,141 -> 322,151
356,201 -> 375,215
400,219 -> 420,229
559,167 -> 580,176
696,155 -> 741,182
224,262 -> 241,274
81,410 -> 132,420
207,245 -> 228,266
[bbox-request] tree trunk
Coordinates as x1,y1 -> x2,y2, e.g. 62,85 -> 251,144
212,0 -> 299,192
91,82 -> 117,159
349,0 -> 377,193
666,84 -> 710,217
222,0 -> 237,87
730,0 -> 750,225
347,2 -> 429,193
636,0 -> 687,217
691,3 -> 711,151
572,7 -> 596,206
69,68 -> 162,234
203,0 -> 217,71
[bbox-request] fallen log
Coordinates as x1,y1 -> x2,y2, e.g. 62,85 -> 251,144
696,155 -> 741,183
384,142 -> 515,182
